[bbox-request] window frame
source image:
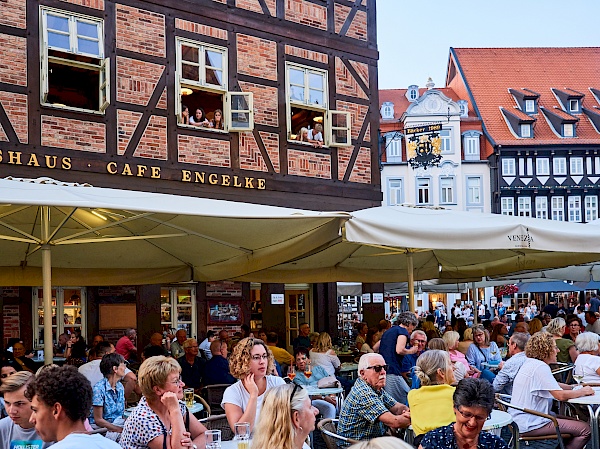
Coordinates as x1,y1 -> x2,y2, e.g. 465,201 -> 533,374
439,176 -> 455,205
585,195 -> 598,222
570,157 -> 584,175
517,196 -> 532,217
161,286 -> 197,339
520,123 -> 531,138
326,110 -> 352,147
536,158 -> 550,176
569,99 -> 579,113
466,176 -> 482,206
524,99 -> 535,113
502,158 -> 516,176
501,197 -> 515,216
568,196 -> 582,222
387,178 -> 404,206
551,196 -> 565,221
463,132 -> 480,160
535,196 -> 548,219
416,177 -> 432,205
563,123 -> 575,137
439,129 -> 452,154
385,132 -> 402,163
40,7 -> 108,114
553,157 -> 567,175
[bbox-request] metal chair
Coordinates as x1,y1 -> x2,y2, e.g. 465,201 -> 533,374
202,383 -> 230,415
496,395 -> 572,449
317,418 -> 361,449
194,394 -> 211,418
550,363 -> 574,384
199,413 -> 234,441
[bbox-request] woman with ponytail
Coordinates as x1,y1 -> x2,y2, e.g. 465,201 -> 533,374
407,350 -> 456,448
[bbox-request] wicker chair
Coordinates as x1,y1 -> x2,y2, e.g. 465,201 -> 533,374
203,384 -> 230,415
199,414 -> 234,441
317,418 -> 360,449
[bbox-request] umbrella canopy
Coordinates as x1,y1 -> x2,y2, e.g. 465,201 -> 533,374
485,262 -> 600,283
231,205 -> 600,308
516,281 -> 580,294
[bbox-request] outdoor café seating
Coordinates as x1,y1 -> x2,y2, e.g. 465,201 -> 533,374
199,413 -> 234,441
317,418 -> 361,449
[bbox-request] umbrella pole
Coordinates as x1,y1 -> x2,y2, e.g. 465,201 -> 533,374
41,206 -> 53,365
472,281 -> 477,325
407,251 -> 415,312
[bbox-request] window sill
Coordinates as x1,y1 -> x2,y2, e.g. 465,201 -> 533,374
41,103 -> 104,116
178,123 -> 228,134
287,139 -> 328,149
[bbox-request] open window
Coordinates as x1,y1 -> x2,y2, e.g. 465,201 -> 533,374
176,37 -> 252,133
286,62 -> 351,147
40,7 -> 108,113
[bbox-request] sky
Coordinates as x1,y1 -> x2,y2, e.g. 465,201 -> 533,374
376,0 -> 600,90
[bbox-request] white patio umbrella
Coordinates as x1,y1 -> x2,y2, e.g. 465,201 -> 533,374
0,177 -> 349,363
230,205 -> 600,310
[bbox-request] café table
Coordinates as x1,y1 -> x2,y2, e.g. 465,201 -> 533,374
483,410 -> 512,436
305,385 -> 344,412
568,388 -> 600,449
339,363 -> 358,380
220,440 -> 246,449
123,401 -> 204,418
32,356 -> 67,365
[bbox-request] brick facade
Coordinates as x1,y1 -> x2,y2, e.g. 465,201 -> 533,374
117,57 -> 165,107
348,146 -> 371,184
0,34 -> 27,87
285,0 -> 327,31
133,115 -> 168,160
0,92 -> 28,144
238,81 -> 278,127
237,34 -> 277,81
58,0 -> 104,9
346,10 -> 367,41
41,116 -> 106,153
3,305 -> 20,346
335,57 -> 368,100
175,18 -> 228,41
178,135 -> 231,167
116,4 -> 166,58
336,100 -> 370,142
236,0 -> 276,16
259,131 -> 280,173
0,0 -> 26,29
288,149 -> 331,179
117,110 -> 142,155
284,45 -> 328,64
239,132 -> 268,172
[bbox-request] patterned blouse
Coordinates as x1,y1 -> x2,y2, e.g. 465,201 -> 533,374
420,423 -> 508,449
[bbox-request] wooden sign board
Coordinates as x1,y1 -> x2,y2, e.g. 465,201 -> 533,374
99,304 -> 137,329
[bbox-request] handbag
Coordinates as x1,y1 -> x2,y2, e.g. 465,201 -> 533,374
317,376 -> 340,388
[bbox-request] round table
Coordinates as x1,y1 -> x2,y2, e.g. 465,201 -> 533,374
482,409 -> 512,432
339,363 -> 358,380
220,440 -> 244,449
569,390 -> 600,449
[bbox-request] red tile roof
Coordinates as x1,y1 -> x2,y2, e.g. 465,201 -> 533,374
542,107 -> 578,121
448,47 -> 600,145
501,107 -> 535,122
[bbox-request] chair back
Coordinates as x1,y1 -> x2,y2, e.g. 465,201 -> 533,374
194,394 -> 211,418
199,414 -> 234,441
203,384 -> 229,415
317,418 -> 360,449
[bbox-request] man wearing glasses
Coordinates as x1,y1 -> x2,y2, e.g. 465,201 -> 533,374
400,331 -> 427,383
337,353 -> 410,444
493,332 -> 529,395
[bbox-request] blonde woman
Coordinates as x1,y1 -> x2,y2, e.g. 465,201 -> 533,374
120,356 -> 207,449
442,331 -> 479,380
528,318 -> 543,335
252,383 -> 318,449
457,327 -> 473,355
408,350 -> 456,447
222,337 -> 285,432
547,317 -> 578,364
309,332 -> 341,376
349,436 -> 414,449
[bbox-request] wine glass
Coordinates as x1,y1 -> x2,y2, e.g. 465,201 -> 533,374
573,373 -> 584,385
287,365 -> 296,381
304,360 -> 312,379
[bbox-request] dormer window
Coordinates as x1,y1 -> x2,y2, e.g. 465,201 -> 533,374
406,85 -> 419,102
563,123 -> 574,137
501,107 -> 536,138
540,106 -> 578,138
381,101 -> 394,120
520,123 -> 532,138
525,99 -> 535,113
508,88 -> 539,115
569,99 -> 579,113
551,88 -> 584,114
458,100 -> 468,117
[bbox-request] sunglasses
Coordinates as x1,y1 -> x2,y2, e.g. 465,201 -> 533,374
290,382 -> 303,402
365,364 -> 388,373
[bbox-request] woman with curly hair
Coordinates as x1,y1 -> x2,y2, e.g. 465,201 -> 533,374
509,331 -> 593,449
252,383 -> 318,449
222,337 -> 285,432
547,317 -> 579,363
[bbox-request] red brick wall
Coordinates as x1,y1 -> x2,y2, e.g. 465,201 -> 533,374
0,92 -> 28,143
236,0 -> 276,16
117,110 -> 142,155
117,57 -> 165,106
0,126 -> 8,142
0,34 -> 26,86
0,0 -> 26,29
41,116 -> 106,153
288,149 -> 331,179
207,281 -> 243,297
349,146 -> 371,184
238,82 -> 278,127
337,146 -> 351,181
237,34 -> 277,81
285,0 -> 327,31
259,131 -> 280,173
335,57 -> 368,100
58,0 -> 104,10
175,19 -> 228,40
349,60 -> 369,86
334,4 -> 350,35
157,87 -> 167,110
346,10 -> 367,41
3,305 -> 20,346
116,5 -> 166,58
239,132 -> 268,172
178,135 -> 231,167
133,115 -> 168,160
284,45 -> 328,64
336,100 -> 370,141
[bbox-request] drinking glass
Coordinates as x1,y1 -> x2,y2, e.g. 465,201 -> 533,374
184,388 -> 194,408
304,361 -> 312,379
573,373 -> 584,385
287,365 -> 296,381
234,422 -> 250,449
206,429 -> 221,449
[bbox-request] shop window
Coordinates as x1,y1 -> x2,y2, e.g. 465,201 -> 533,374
286,62 -> 350,147
176,38 -> 253,132
40,7 -> 109,112
33,287 -> 85,348
161,287 -> 196,338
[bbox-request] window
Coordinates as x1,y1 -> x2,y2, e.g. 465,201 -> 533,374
570,157 -> 584,175
161,287 -> 196,338
551,197 -> 565,221
407,85 -> 419,101
569,99 -> 579,113
466,176 -> 482,205
176,38 -> 253,132
385,132 -> 402,163
585,196 -> 598,222
568,196 -> 581,222
553,157 -> 567,175
381,102 -> 394,119
440,177 -> 455,204
502,158 -> 516,176
33,287 -> 86,347
536,158 -> 550,176
387,178 -> 404,206
520,123 -> 531,138
440,129 -> 452,153
463,132 -> 480,160
40,7 -> 108,112
563,123 -> 574,137
525,99 -> 535,113
501,197 -> 514,216
458,100 -> 468,117
518,197 -> 532,217
416,178 -> 431,205
535,197 -> 548,219
286,62 -> 350,147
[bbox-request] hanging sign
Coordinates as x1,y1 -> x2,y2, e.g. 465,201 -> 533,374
372,293 -> 384,303
405,123 -> 443,169
362,293 -> 371,304
271,293 -> 284,305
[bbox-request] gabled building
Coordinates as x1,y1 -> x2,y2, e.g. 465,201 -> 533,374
447,47 -> 600,221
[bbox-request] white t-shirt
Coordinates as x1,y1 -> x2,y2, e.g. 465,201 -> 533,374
0,417 -> 52,449
221,375 -> 285,426
574,353 -> 600,384
199,338 -> 213,359
509,358 -> 561,433
308,350 -> 341,376
79,359 -> 132,388
52,433 -> 121,449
